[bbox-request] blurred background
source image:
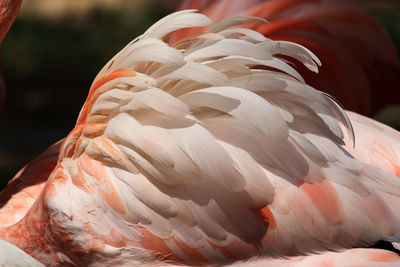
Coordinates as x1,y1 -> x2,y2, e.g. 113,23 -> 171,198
0,0 -> 399,190
0,0 -> 177,188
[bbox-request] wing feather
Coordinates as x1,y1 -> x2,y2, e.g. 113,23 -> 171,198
36,10 -> 400,265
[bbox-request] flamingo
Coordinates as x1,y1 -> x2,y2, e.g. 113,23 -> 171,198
0,4 -> 400,267
0,0 -> 22,107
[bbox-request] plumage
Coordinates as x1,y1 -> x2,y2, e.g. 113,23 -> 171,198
0,4 -> 400,267
175,0 -> 400,115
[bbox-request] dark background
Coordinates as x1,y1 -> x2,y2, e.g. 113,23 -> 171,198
0,1 -> 399,190
0,0 -> 176,188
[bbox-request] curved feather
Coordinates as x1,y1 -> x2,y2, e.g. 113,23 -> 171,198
174,0 -> 400,115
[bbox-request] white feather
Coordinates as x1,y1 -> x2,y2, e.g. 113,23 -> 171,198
153,61 -> 227,85
258,40 -> 321,72
120,87 -> 189,118
208,16 -> 268,33
206,56 -> 304,82
202,117 -> 309,181
179,86 -> 288,140
217,27 -> 268,42
119,43 -> 183,67
184,39 -> 272,61
142,10 -> 211,39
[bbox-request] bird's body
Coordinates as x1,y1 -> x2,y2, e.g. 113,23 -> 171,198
0,3 -> 400,267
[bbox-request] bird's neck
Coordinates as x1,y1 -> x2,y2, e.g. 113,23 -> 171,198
0,166 -> 85,266
0,0 -> 22,43
0,193 -> 62,265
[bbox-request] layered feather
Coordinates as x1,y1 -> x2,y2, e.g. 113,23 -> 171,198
174,0 -> 400,115
2,9 -> 400,266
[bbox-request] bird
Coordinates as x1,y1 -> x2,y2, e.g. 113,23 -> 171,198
0,4 -> 400,267
0,0 -> 22,108
174,0 -> 400,116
